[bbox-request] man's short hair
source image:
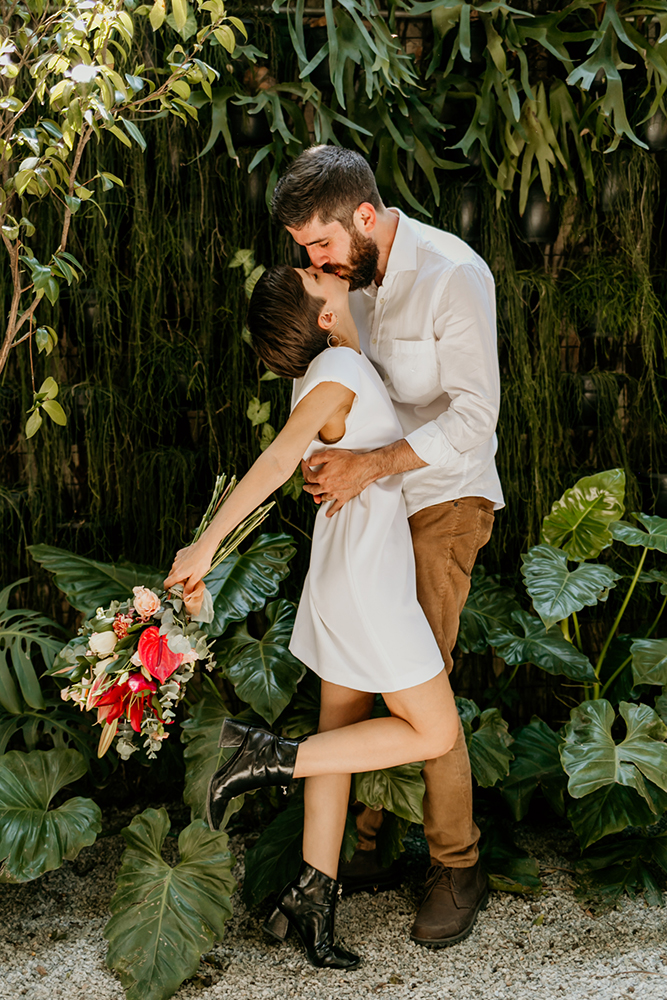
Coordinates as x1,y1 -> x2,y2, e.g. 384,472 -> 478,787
247,265 -> 327,379
271,145 -> 382,231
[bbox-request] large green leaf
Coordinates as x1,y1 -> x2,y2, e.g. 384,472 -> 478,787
0,749 -> 101,882
501,716 -> 566,821
457,568 -> 521,654
0,700 -> 115,780
479,823 -> 541,894
376,811 -> 411,869
610,513 -> 667,554
561,700 -> 667,807
577,832 -> 667,907
204,533 -> 296,637
104,808 -> 236,1000
490,609 -> 595,682
354,761 -> 425,824
180,691 -> 230,822
217,599 -> 305,724
0,578 -> 65,713
568,782 -> 667,849
27,544 -> 164,616
457,698 -> 514,788
243,790 -> 303,908
541,468 -> 626,561
521,544 -> 620,628
631,638 -> 667,687
277,667 -> 321,738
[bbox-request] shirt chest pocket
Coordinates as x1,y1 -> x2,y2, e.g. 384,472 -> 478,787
388,338 -> 440,402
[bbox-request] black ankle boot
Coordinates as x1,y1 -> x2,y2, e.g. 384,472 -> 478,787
263,863 -> 361,970
206,718 -> 301,831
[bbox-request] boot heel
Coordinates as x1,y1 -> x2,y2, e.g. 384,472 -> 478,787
218,717 -> 249,749
263,906 -> 290,942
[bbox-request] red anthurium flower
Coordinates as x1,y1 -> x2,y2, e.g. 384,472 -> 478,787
137,626 -> 184,683
92,674 -> 159,733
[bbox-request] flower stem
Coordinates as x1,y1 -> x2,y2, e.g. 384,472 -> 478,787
645,595 -> 667,640
572,611 -> 583,652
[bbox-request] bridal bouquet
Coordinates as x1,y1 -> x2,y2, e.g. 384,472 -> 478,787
55,475 -> 274,759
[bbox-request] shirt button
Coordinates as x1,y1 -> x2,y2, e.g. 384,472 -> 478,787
371,337 -> 377,344
380,298 -> 385,304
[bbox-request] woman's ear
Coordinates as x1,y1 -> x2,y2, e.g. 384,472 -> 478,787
317,309 -> 337,331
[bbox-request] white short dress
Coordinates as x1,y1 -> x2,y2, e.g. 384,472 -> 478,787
288,346 -> 443,693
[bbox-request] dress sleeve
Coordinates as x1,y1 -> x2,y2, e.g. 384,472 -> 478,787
292,347 -> 362,409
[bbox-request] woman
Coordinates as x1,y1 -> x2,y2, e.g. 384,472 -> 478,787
164,265 -> 459,970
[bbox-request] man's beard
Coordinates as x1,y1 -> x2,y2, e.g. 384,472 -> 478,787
323,228 -> 379,291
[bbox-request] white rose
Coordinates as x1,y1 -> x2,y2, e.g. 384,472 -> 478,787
89,631 -> 118,657
132,586 -> 162,618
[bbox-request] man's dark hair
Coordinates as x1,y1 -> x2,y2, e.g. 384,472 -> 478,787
247,266 -> 327,379
271,145 -> 381,231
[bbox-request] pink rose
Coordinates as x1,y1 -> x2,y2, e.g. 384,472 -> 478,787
132,586 -> 162,619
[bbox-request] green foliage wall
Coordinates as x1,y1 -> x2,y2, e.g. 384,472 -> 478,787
1,8 -> 667,624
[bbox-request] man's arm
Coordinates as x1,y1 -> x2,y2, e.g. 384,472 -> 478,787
302,439 -> 427,517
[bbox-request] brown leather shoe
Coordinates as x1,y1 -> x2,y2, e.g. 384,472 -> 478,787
338,848 -> 401,896
410,859 -> 488,948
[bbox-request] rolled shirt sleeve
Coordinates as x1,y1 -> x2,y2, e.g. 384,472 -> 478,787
404,262 -> 500,468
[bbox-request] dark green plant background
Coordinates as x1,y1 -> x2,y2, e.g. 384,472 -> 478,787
2,4 -> 667,702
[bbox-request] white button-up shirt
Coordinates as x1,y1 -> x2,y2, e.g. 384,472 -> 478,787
349,210 -> 504,518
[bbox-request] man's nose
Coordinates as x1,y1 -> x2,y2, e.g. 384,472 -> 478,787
307,246 -> 329,268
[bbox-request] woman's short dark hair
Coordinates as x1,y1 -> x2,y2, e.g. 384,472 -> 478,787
247,266 -> 327,379
271,145 -> 381,232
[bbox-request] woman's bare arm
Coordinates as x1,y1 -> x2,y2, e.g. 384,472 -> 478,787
164,380 -> 355,596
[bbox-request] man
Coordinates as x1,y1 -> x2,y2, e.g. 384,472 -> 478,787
271,145 -> 504,948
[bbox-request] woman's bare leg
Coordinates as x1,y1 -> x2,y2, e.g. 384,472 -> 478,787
294,669 -> 458,780
302,680 -> 375,879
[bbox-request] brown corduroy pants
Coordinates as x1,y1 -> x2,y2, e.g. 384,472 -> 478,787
356,496 -> 495,867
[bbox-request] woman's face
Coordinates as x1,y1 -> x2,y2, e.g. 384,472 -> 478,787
297,266 -> 349,325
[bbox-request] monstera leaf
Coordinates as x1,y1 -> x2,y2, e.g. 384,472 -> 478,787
27,544 -> 164,615
541,469 -> 626,561
631,638 -> 667,688
0,749 -> 101,882
611,513 -> 667,554
457,698 -> 514,788
204,533 -> 295,638
490,610 -> 595,682
521,544 -> 621,629
180,691 -> 231,821
561,700 -> 667,808
501,716 -> 566,821
217,599 -> 305,724
104,808 -> 236,1000
568,781 -> 667,849
457,568 -> 521,654
0,578 -> 65,714
243,790 -> 303,908
354,761 -> 425,823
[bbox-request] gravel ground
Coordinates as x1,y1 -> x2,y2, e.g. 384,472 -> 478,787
2,811 -> 667,1000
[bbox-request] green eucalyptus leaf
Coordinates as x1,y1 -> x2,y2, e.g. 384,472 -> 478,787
521,544 -> 621,628
27,544 -> 164,616
0,749 -> 101,882
631,638 -> 667,687
611,514 -> 667,554
243,790 -> 303,908
490,609 -> 595,682
104,808 -> 236,1000
541,469 -> 626,561
204,533 -> 296,638
457,568 -> 521,654
501,716 -> 566,821
218,600 -> 305,724
354,761 -> 425,824
561,700 -> 667,808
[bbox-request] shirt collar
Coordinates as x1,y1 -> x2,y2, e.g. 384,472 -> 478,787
383,208 -> 419,275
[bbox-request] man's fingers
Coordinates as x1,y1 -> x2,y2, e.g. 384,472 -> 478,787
326,498 -> 345,516
302,482 -> 323,495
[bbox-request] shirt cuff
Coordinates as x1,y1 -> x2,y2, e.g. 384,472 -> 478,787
405,424 -> 457,468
